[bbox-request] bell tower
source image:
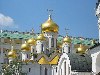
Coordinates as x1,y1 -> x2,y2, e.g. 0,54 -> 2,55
41,10 -> 59,52
96,0 -> 100,43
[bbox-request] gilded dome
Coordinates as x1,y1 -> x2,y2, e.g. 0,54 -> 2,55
41,15 -> 59,33
21,43 -> 30,51
63,36 -> 72,44
27,38 -> 36,45
77,44 -> 85,54
8,46 -> 17,58
37,34 -> 46,41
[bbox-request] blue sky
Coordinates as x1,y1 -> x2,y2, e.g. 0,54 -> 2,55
0,0 -> 98,39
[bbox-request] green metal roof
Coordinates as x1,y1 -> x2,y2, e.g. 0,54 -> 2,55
0,33 -> 34,39
0,32 -> 98,46
57,36 -> 98,47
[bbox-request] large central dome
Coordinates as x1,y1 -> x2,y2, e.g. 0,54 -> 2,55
41,15 -> 59,33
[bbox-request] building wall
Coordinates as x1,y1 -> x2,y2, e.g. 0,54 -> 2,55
21,63 -> 55,75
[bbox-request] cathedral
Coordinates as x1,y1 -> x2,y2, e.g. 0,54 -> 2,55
0,0 -> 100,75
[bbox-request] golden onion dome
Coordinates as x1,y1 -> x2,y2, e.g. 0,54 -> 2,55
8,50 -> 17,58
41,15 -> 59,33
21,43 -> 30,51
27,38 -> 36,45
8,46 -> 17,58
77,44 -> 85,54
63,36 -> 72,44
37,34 -> 46,41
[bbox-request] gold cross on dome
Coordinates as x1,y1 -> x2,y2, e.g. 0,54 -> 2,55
65,28 -> 69,36
47,9 -> 53,16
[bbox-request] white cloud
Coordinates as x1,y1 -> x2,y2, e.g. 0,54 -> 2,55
0,13 -> 15,27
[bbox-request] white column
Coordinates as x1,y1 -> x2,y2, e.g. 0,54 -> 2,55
22,51 -> 28,61
99,25 -> 100,43
91,54 -> 97,74
30,46 -> 35,60
62,63 -> 64,75
54,33 -> 58,48
52,67 -> 54,75
49,37 -> 52,49
54,38 -> 57,48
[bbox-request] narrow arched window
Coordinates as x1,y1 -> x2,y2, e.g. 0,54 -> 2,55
41,44 -> 43,52
64,62 -> 66,75
45,67 -> 47,75
68,47 -> 70,53
56,67 -> 57,72
29,68 -> 31,72
51,38 -> 54,47
33,49 -> 34,52
27,54 -> 28,58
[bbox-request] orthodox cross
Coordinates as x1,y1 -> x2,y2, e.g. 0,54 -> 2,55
65,28 -> 69,36
47,9 -> 53,16
31,28 -> 34,34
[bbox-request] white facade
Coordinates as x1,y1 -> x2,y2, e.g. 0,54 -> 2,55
88,45 -> 100,74
96,1 -> 100,43
36,40 -> 46,53
43,32 -> 58,51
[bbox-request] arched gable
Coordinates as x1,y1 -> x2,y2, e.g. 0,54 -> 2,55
56,53 -> 71,75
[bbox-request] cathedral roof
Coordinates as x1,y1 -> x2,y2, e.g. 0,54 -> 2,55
67,53 -> 92,72
34,53 -> 61,65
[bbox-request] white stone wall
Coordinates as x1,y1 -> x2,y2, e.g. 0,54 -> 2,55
21,63 -> 54,75
36,40 -> 46,53
89,45 -> 100,74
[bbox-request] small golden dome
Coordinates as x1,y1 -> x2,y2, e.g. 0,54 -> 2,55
21,43 -> 30,51
41,15 -> 59,33
63,36 -> 72,43
77,44 -> 85,54
8,46 -> 17,58
27,38 -> 36,45
37,34 -> 46,41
